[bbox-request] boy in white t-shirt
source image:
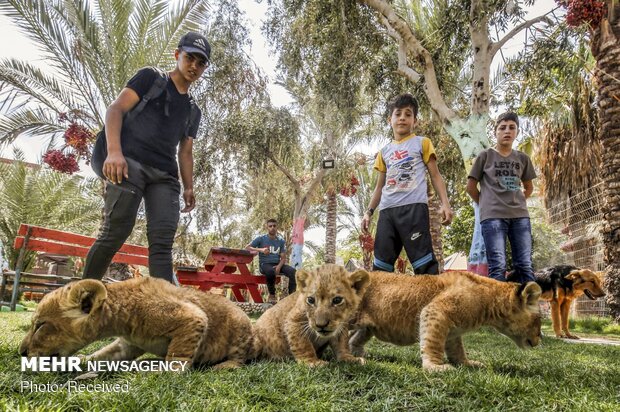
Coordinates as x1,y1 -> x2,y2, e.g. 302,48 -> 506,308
361,94 -> 453,274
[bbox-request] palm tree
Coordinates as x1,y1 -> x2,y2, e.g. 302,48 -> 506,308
319,154 -> 361,265
589,3 -> 620,320
0,0 -> 209,155
0,150 -> 102,270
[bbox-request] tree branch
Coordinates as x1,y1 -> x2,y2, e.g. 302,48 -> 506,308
360,0 -> 456,123
490,15 -> 551,58
265,151 -> 302,195
379,14 -> 422,83
307,167 -> 327,199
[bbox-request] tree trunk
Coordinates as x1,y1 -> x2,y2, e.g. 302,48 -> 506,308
444,115 -> 492,275
290,214 -> 306,271
268,155 -> 326,271
427,183 -> 444,272
592,9 -> 620,321
325,190 -> 337,264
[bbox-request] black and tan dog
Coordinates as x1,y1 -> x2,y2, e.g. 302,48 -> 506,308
534,265 -> 605,339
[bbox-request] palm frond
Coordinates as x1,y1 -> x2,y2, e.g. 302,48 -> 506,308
130,0 -> 169,59
0,58 -> 84,112
0,107 -> 63,144
151,0 -> 209,67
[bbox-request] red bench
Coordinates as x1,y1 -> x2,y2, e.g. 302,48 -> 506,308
4,225 -> 275,310
176,247 -> 277,303
2,224 -> 150,311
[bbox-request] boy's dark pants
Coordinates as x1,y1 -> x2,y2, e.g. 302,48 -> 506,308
260,263 -> 297,295
373,203 -> 439,274
82,157 -> 180,283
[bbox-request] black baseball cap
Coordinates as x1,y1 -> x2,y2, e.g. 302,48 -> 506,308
178,32 -> 211,61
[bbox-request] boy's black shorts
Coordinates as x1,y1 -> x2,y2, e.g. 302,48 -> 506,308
373,203 -> 438,274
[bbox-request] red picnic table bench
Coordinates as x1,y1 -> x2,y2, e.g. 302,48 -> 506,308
176,247 -> 278,303
2,224 -> 151,311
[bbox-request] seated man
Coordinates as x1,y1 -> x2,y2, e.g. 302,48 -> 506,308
246,219 -> 297,303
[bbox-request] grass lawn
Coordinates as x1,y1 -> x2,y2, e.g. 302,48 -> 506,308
1,311 -> 619,411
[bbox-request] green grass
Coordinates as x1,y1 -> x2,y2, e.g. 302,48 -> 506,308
541,317 -> 620,339
1,312 -> 619,411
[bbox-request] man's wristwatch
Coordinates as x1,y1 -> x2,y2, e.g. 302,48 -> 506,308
366,208 -> 374,216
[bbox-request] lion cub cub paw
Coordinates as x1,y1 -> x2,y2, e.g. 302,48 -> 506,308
212,360 -> 243,370
340,355 -> 366,365
463,360 -> 485,369
301,359 -> 329,367
423,363 -> 455,373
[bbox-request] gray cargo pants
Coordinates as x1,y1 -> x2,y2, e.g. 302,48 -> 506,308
82,157 -> 180,283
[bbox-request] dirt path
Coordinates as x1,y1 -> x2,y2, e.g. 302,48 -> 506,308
556,336 -> 620,346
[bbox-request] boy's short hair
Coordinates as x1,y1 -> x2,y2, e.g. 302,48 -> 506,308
495,112 -> 519,131
266,218 -> 277,225
387,93 -> 419,118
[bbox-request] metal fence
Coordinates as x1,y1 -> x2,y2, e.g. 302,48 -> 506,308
544,182 -> 609,318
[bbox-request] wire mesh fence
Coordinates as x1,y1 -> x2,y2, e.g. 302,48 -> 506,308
544,182 -> 609,318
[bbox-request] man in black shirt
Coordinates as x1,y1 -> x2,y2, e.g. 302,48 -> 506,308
83,32 -> 209,283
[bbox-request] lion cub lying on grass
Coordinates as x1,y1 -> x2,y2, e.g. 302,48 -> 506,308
349,271 -> 543,372
19,277 -> 253,370
251,264 -> 369,366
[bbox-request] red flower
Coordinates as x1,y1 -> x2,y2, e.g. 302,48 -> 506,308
64,122 -> 94,157
42,150 -> 79,174
557,0 -> 607,28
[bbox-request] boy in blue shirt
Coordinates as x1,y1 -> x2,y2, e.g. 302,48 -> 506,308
246,219 -> 297,303
362,93 -> 453,274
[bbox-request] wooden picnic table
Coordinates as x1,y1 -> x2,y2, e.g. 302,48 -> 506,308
176,247 -> 277,303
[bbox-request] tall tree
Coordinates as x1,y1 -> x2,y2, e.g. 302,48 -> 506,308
219,104 -> 327,269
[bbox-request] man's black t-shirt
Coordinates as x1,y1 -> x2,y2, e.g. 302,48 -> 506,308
121,67 -> 201,178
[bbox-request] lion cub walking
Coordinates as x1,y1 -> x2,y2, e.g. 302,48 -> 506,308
251,264 -> 369,366
349,271 -> 543,372
19,277 -> 253,369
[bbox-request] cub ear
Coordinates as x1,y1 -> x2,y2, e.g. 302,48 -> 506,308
296,269 -> 313,293
64,279 -> 107,316
348,269 -> 370,296
520,282 -> 542,311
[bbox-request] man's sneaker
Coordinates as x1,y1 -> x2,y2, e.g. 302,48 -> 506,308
268,294 -> 277,304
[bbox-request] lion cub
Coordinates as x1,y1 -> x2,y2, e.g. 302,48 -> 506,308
251,264 -> 369,366
19,277 -> 253,370
349,271 -> 543,372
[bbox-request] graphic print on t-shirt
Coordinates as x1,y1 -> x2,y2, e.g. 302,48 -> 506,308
386,151 -> 418,193
494,160 -> 522,191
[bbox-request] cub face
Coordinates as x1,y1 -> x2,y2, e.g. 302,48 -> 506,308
296,264 -> 369,338
496,282 -> 543,349
19,280 -> 107,357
